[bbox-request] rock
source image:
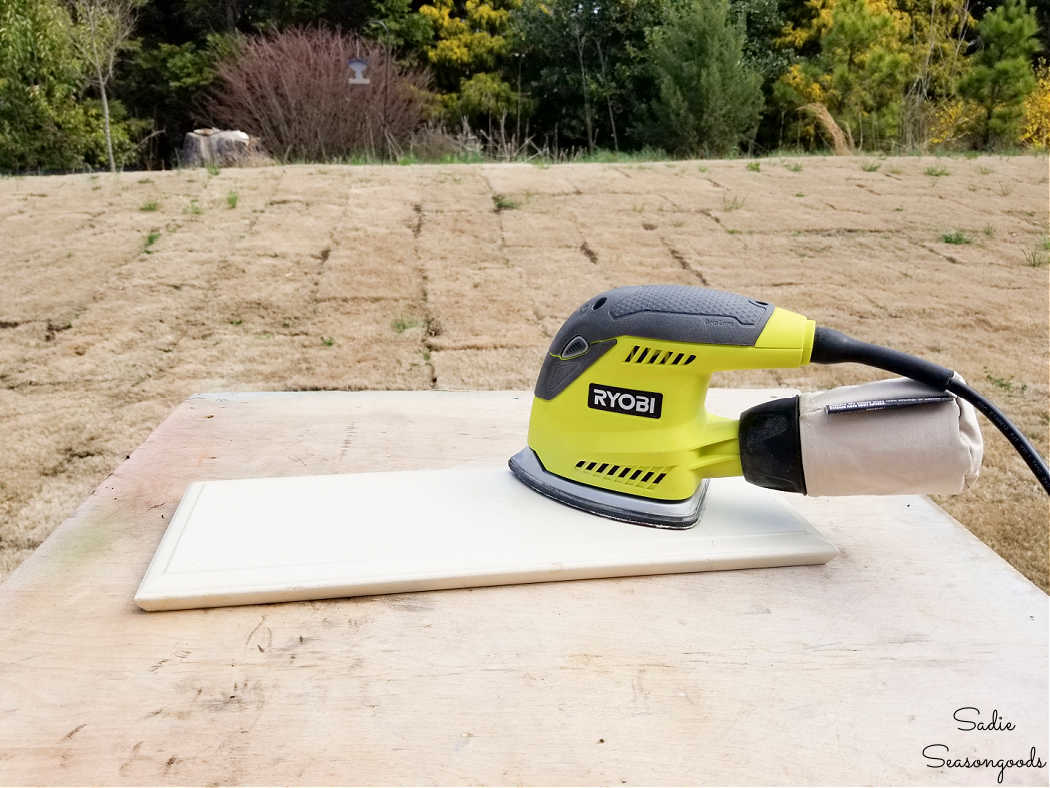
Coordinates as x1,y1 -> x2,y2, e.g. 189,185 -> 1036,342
181,128 -> 269,167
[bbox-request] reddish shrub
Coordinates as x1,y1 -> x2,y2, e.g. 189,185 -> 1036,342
208,28 -> 431,161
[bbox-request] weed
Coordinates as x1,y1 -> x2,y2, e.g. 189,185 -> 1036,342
206,163 -> 220,176
230,318 -> 243,326
985,372 -> 1026,393
721,192 -> 745,211
392,317 -> 421,333
226,191 -> 239,209
977,166 -> 993,175
997,181 -> 1013,197
861,160 -> 881,172
187,199 -> 202,215
794,192 -> 805,197
421,348 -> 431,362
887,166 -> 903,174
726,228 -> 741,234
1023,246 -> 1049,267
144,231 -> 160,253
320,336 -> 335,347
397,155 -> 419,166
941,230 -> 971,245
746,161 -> 761,172
697,165 -> 709,173
140,201 -> 158,212
982,225 -> 995,237
492,193 -> 518,212
924,165 -> 950,176
137,177 -> 153,184
784,161 -> 802,172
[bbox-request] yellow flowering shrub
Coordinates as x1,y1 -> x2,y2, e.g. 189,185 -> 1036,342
1020,61 -> 1050,150
928,98 -> 981,147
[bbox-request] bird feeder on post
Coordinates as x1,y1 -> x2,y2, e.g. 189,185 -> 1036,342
347,58 -> 370,85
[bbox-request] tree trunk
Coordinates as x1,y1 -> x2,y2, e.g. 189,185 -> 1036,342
576,35 -> 594,152
595,40 -> 618,152
98,67 -> 116,173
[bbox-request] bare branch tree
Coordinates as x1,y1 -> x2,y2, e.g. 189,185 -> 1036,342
67,0 -> 139,172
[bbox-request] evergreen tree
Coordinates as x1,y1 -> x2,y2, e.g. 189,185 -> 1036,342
959,0 -> 1041,147
640,0 -> 763,156
776,0 -> 911,150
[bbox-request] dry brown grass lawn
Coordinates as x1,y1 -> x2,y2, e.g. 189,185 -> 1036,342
1,156 -> 1047,589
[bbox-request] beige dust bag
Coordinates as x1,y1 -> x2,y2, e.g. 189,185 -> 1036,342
799,378 -> 983,496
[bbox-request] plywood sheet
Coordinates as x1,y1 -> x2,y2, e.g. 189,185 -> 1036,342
135,470 -> 835,610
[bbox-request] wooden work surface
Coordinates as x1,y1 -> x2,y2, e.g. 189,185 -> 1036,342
1,391 -> 1046,786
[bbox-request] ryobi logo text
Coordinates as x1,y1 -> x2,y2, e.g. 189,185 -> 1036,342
588,383 -> 663,419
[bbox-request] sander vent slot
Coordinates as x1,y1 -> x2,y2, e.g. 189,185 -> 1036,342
624,346 -> 695,366
575,459 -> 670,489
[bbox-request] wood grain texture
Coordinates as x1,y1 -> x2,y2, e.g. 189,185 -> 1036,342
0,390 -> 1046,785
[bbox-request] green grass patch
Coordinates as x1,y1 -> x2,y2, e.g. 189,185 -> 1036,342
144,231 -> 160,253
746,161 -> 761,172
985,372 -> 1026,393
783,161 -> 803,172
392,317 -> 421,333
320,336 -> 335,347
226,191 -> 238,209
492,193 -> 518,212
206,163 -> 220,176
140,201 -> 159,212
941,230 -> 971,245
924,165 -> 950,176
860,160 -> 881,172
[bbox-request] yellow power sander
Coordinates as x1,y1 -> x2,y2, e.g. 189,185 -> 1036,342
509,284 -> 1050,527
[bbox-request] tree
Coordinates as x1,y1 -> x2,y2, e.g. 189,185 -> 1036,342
67,0 -> 140,171
418,0 -> 522,128
896,0 -> 975,148
365,0 -> 433,59
640,0 -> 764,157
510,0 -> 666,153
958,0 -> 1041,147
1,0 -> 75,170
775,0 -> 911,150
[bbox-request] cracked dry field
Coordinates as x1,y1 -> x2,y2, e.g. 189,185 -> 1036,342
1,156 -> 1048,590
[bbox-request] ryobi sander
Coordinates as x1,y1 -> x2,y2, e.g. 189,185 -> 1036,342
509,284 -> 1050,528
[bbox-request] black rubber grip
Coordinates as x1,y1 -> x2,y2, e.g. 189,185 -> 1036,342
810,326 -> 954,389
535,285 -> 776,400
739,396 -> 806,494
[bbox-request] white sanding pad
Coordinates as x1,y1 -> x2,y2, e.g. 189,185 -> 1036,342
135,469 -> 836,611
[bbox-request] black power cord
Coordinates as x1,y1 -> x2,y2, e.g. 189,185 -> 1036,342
811,326 -> 1050,495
